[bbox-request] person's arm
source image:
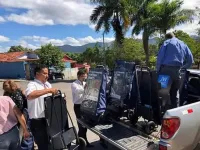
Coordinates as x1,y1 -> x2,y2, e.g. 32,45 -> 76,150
13,106 -> 30,139
27,88 -> 56,100
25,82 -> 57,100
156,44 -> 166,71
182,45 -> 194,69
71,83 -> 84,95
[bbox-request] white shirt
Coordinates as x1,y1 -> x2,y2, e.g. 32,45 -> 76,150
25,79 -> 52,119
71,80 -> 86,104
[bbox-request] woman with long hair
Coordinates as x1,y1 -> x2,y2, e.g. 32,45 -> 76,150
3,80 -> 27,111
3,80 -> 34,150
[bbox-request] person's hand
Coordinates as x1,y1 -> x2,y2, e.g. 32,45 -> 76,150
23,129 -> 30,139
84,84 -> 87,89
48,88 -> 58,95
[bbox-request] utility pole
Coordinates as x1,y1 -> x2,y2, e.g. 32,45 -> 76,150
103,31 -> 106,65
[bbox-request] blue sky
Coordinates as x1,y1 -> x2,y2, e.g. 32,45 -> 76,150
0,0 -> 199,52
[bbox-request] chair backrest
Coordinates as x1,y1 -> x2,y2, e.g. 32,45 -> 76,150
188,77 -> 200,94
108,61 -> 135,105
44,93 -> 69,137
179,70 -> 190,106
80,68 -> 108,119
137,67 -> 152,106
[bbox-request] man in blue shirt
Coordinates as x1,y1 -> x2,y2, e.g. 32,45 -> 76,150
156,32 -> 194,108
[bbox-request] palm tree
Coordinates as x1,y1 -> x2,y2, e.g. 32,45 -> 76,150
131,0 -> 194,66
90,0 -> 132,45
149,0 -> 194,35
131,0 -> 158,66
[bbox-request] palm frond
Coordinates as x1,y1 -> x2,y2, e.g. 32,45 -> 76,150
90,6 -> 105,23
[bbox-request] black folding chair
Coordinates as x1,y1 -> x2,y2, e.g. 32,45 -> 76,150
44,91 -> 86,150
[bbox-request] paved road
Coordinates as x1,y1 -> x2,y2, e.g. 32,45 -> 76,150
0,80 -> 103,150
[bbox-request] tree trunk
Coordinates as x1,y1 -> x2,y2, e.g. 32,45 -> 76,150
142,30 -> 150,66
113,12 -> 124,47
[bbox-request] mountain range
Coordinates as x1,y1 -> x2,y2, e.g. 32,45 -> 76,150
58,36 -> 199,53
58,40 -> 155,53
58,42 -> 112,53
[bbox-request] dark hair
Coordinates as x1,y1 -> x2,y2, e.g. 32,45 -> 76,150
77,69 -> 86,77
34,65 -> 48,76
165,32 -> 175,39
3,80 -> 18,93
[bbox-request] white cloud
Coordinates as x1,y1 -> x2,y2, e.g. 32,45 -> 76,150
1,0 -> 94,26
0,35 -> 10,42
182,0 -> 200,10
7,11 -> 54,26
0,46 -> 10,52
18,40 -> 40,49
168,20 -> 200,35
21,35 -> 114,47
0,16 -> 5,22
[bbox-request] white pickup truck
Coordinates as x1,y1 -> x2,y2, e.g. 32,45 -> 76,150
78,69 -> 200,150
159,69 -> 200,150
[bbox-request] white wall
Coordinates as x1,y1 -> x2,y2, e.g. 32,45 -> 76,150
63,68 -> 78,80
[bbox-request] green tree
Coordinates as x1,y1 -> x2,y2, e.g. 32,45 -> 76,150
120,38 -> 145,63
66,52 -> 84,63
8,45 -> 33,52
105,47 -> 116,68
131,0 -> 194,66
131,0 -> 157,66
90,0 -> 131,45
174,30 -> 199,67
174,30 -> 196,53
105,38 -> 145,68
36,43 -> 65,71
149,0 -> 194,35
82,45 -> 104,66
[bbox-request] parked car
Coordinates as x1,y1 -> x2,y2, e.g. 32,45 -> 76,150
48,68 -> 65,80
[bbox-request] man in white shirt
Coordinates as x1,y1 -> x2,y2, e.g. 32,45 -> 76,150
71,69 -> 94,148
25,65 -> 58,150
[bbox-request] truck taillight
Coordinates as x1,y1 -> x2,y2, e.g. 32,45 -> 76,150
161,118 -> 180,139
159,144 -> 167,150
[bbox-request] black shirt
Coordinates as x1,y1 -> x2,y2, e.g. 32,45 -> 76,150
4,89 -> 27,111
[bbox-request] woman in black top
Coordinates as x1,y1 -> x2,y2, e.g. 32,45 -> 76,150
3,80 -> 34,150
3,80 -> 27,112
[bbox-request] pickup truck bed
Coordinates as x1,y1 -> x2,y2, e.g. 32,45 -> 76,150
77,118 -> 159,150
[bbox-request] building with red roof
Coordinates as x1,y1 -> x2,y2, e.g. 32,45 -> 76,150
0,51 -> 39,79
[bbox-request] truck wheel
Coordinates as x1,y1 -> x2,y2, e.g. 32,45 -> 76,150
78,137 -> 86,150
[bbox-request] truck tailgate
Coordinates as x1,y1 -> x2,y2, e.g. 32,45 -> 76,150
77,118 -> 156,150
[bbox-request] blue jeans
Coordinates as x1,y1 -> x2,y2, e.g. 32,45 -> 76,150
0,125 -> 20,150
